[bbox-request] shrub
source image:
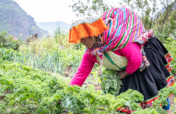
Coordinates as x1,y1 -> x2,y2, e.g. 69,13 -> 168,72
0,31 -> 23,50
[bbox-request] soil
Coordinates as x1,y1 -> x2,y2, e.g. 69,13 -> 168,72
64,65 -> 73,77
0,96 -> 5,101
170,77 -> 176,112
169,95 -> 176,112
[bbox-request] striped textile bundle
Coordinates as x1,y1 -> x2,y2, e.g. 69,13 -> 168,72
86,6 -> 145,58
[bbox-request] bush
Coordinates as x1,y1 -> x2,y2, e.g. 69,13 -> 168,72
0,31 -> 23,50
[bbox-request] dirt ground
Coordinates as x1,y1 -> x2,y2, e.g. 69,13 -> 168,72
170,77 -> 176,113
170,94 -> 176,113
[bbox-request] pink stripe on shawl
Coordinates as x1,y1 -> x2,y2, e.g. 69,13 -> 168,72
119,10 -> 133,48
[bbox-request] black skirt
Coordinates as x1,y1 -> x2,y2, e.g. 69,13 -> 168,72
119,37 -> 173,101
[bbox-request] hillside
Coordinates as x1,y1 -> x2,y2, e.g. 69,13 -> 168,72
0,0 -> 48,40
37,22 -> 71,36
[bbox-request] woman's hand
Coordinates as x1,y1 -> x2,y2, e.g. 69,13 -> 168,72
118,71 -> 128,79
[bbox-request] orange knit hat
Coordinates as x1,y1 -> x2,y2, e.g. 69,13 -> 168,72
69,18 -> 108,44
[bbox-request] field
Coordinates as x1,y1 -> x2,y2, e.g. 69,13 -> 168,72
0,33 -> 176,114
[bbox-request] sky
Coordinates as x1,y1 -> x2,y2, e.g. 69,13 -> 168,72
14,0 -> 77,24
13,0 -> 122,24
14,0 -> 163,24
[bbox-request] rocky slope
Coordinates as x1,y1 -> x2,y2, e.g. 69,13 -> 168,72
0,0 -> 48,40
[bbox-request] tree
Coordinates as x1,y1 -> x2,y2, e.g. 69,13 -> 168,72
156,1 -> 175,32
69,0 -> 159,29
69,0 -> 113,18
69,0 -> 176,41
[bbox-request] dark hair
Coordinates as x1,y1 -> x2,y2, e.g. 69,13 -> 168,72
93,35 -> 102,48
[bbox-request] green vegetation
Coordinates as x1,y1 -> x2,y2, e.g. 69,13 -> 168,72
1,58 -> 176,113
100,70 -> 122,95
0,44 -> 84,76
0,58 -> 142,113
0,31 -> 22,50
0,30 -> 176,113
0,0 -> 175,113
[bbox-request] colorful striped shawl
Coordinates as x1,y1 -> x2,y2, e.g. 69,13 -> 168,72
86,6 -> 145,58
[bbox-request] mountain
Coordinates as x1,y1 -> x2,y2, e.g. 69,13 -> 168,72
37,22 -> 71,36
0,0 -> 48,40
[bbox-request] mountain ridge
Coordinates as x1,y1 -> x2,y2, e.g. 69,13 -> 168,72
37,21 -> 71,36
0,0 -> 48,40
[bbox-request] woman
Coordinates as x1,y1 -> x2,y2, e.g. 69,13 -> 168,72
69,6 -> 174,113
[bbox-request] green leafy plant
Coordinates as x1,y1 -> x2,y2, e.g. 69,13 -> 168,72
99,70 -> 122,95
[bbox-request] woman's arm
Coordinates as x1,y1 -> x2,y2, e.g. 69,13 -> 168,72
69,53 -> 96,86
118,43 -> 142,75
